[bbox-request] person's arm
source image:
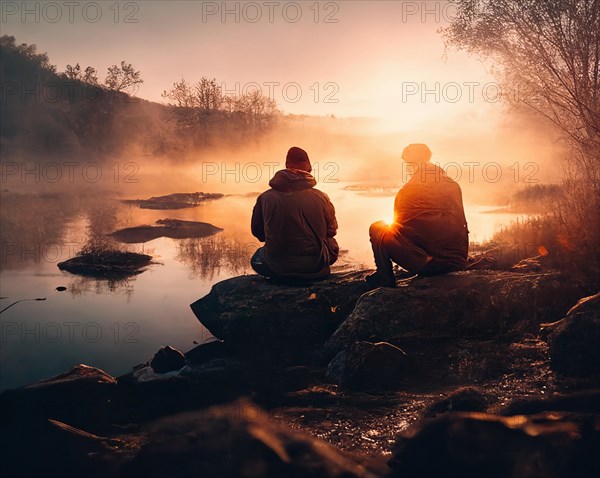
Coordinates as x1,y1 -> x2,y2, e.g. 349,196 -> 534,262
393,189 -> 404,224
323,193 -> 338,238
251,197 -> 266,242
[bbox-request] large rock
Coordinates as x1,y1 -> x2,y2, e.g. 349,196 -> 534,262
190,271 -> 371,363
326,341 -> 408,390
388,411 -> 600,478
0,364 -> 116,429
123,399 -> 378,478
0,365 -> 119,478
547,291 -> 600,377
323,271 -> 585,387
326,271 -> 584,358
150,345 -> 187,373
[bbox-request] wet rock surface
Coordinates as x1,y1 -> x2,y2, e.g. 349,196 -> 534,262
111,218 -> 223,243
124,400 -> 378,478
388,409 -> 600,478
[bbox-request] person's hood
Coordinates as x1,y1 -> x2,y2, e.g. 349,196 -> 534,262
269,169 -> 317,192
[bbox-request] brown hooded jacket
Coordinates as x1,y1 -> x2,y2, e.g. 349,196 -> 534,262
251,169 -> 339,278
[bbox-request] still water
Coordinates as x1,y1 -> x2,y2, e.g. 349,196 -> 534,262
0,184 -> 518,391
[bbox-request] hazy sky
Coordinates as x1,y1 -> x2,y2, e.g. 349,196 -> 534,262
3,0 -> 502,128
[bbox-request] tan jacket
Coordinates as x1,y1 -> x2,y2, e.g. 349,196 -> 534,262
393,164 -> 468,268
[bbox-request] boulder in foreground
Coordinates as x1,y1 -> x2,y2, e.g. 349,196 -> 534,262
123,399 -> 377,478
547,291 -> 600,377
388,410 -> 600,478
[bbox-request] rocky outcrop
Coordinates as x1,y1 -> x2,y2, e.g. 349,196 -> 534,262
0,364 -> 116,429
191,271 -> 372,363
326,271 -> 583,357
546,291 -> 600,377
191,269 -> 585,388
323,270 -> 585,388
326,341 -> 408,390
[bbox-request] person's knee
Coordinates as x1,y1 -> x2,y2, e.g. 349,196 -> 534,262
250,247 -> 272,277
369,220 -> 387,240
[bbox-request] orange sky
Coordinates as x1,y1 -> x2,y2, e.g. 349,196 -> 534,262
4,1 -> 500,127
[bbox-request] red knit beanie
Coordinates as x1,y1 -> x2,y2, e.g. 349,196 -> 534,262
285,147 -> 312,172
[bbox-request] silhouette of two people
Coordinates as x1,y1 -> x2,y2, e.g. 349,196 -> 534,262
251,144 -> 468,286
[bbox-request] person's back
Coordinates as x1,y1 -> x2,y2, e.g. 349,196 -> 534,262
251,147 -> 338,279
367,143 -> 469,287
394,163 -> 468,270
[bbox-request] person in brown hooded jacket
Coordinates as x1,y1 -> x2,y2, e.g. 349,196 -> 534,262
251,147 -> 339,280
366,143 -> 469,287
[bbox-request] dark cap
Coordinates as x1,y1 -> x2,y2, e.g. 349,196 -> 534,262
401,143 -> 432,163
285,146 -> 311,172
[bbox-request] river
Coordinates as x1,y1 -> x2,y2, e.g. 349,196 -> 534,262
0,183 -> 520,390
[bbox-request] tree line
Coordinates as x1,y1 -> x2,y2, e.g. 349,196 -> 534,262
0,35 -> 280,158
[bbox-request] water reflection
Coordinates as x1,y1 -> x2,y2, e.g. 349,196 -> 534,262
80,202 -> 122,255
0,185 -> 526,391
0,192 -> 78,270
175,236 -> 256,280
66,275 -> 136,300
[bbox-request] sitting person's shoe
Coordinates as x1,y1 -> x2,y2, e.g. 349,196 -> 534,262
365,272 -> 397,288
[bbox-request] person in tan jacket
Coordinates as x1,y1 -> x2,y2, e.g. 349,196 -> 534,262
251,147 -> 339,280
367,144 -> 469,287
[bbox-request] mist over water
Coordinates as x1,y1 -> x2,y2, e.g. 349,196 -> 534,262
0,107 -> 564,391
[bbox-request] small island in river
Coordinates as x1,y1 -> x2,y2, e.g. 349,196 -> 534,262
122,192 -> 225,210
111,219 -> 224,243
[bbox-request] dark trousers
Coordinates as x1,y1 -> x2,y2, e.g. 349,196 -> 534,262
369,221 -> 461,277
250,247 -> 275,278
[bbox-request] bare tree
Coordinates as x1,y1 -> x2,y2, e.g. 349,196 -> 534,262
162,78 -> 195,107
162,77 -> 222,111
231,89 -> 278,131
64,63 -> 82,80
64,63 -> 98,84
443,0 -> 599,272
83,66 -> 98,85
193,77 -> 222,111
443,0 -> 599,189
105,61 -> 143,93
